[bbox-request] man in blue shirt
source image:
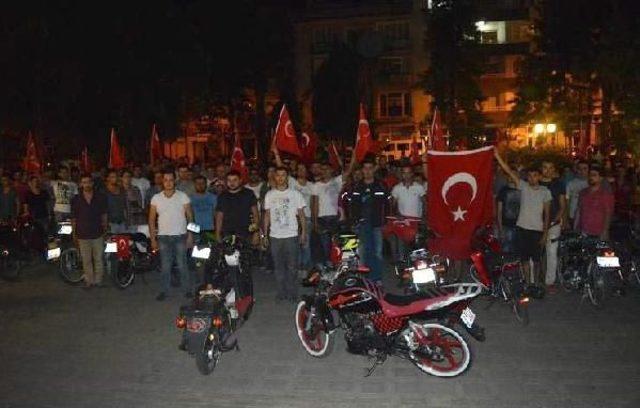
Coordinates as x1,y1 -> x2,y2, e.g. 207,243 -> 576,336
190,175 -> 217,231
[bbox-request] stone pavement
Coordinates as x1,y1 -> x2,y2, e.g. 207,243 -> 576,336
1,263 -> 639,408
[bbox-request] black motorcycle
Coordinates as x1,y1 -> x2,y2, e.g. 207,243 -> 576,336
558,232 -> 623,307
104,232 -> 158,289
49,221 -> 84,284
176,235 -> 254,375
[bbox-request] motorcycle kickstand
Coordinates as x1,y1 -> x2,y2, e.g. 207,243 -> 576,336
363,355 -> 386,378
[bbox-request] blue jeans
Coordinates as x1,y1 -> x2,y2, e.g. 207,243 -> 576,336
158,234 -> 192,294
270,236 -> 299,298
299,218 -> 312,270
109,223 -> 127,234
357,222 -> 383,282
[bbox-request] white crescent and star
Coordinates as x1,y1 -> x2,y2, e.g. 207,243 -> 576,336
285,121 -> 295,138
441,172 -> 478,222
358,119 -> 370,140
301,132 -> 310,147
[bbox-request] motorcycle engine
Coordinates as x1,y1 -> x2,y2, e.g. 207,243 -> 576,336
343,313 -> 386,355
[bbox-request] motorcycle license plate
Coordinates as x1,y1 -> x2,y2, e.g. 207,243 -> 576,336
596,256 -> 620,268
47,247 -> 61,260
191,246 -> 211,259
104,242 -> 117,253
460,307 -> 476,329
412,267 -> 436,284
58,225 -> 72,235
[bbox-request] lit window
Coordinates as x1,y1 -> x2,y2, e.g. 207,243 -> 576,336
379,92 -> 412,118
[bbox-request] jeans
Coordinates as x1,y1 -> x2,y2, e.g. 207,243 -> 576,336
544,223 -> 561,285
109,223 -> 127,234
78,237 -> 105,285
270,236 -> 299,298
158,234 -> 192,294
501,226 -> 517,254
388,234 -> 408,263
317,215 -> 338,266
299,218 -> 312,270
357,222 -> 383,282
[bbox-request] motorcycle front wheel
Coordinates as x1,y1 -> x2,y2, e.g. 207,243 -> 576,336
405,322 -> 471,378
586,260 -> 606,307
295,300 -> 334,358
59,248 -> 83,284
501,278 -> 529,326
111,258 -> 135,289
195,339 -> 221,375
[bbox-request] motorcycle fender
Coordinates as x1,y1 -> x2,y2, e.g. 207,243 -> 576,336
185,318 -> 212,353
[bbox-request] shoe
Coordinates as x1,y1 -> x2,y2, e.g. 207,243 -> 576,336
156,292 -> 167,301
178,343 -> 187,351
184,291 -> 193,299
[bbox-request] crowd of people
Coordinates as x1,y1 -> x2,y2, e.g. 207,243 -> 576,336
1,145 -> 637,300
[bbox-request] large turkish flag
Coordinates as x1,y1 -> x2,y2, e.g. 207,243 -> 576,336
230,134 -> 248,182
354,104 -> 373,162
274,105 -> 302,157
427,146 -> 494,259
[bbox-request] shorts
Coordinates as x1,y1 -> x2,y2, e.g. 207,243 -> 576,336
516,227 -> 543,262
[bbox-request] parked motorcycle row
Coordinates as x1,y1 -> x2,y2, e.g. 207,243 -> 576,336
6,216 -> 637,379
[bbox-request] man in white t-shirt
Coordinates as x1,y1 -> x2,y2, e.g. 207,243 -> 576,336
51,166 -> 78,222
149,170 -> 194,301
390,164 -> 426,261
311,164 -> 343,265
131,164 -> 151,206
263,167 -> 306,302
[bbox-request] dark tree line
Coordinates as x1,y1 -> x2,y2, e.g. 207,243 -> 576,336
0,0 -> 296,163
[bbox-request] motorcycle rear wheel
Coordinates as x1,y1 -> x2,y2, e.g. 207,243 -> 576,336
111,259 -> 135,289
59,248 -> 83,284
406,322 -> 471,378
1,257 -> 23,281
295,300 -> 334,358
586,260 -> 606,308
195,340 -> 221,375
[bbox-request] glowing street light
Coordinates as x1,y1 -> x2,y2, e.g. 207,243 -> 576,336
546,123 -> 557,133
533,123 -> 545,134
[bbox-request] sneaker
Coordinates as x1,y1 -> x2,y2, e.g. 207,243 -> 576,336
155,292 -> 167,301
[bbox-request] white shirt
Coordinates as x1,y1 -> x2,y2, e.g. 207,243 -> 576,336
391,182 -> 426,218
516,181 -> 552,231
566,177 -> 588,219
51,180 -> 78,214
150,190 -> 191,236
131,177 -> 151,205
264,188 -> 305,239
289,177 -> 314,218
311,175 -> 343,217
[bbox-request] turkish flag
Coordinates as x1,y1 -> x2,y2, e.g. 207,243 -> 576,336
430,107 -> 446,151
354,104 -> 373,162
22,132 -> 42,174
300,131 -> 318,165
274,105 -> 302,157
80,146 -> 93,173
230,134 -> 248,182
108,128 -> 126,169
150,123 -> 162,165
327,141 -> 341,170
410,133 -> 422,165
427,146 -> 494,260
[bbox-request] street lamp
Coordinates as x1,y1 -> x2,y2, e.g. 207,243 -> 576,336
533,122 -> 557,145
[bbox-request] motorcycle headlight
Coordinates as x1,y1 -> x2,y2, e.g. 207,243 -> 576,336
224,250 -> 240,266
104,242 -> 118,253
58,224 -> 73,235
191,245 -> 211,260
46,247 -> 61,260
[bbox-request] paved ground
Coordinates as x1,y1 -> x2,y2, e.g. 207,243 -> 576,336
1,263 -> 640,408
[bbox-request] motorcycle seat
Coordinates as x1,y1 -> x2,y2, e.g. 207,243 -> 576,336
383,288 -> 446,306
131,233 -> 149,243
380,284 -> 482,318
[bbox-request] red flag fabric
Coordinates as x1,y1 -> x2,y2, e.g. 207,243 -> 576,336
427,146 -> 494,260
22,132 -> 42,174
431,107 -> 446,151
230,135 -> 248,182
354,104 -> 374,162
80,147 -> 92,173
300,131 -> 318,165
327,141 -> 341,170
150,123 -> 162,165
274,105 -> 302,157
108,128 -> 126,169
410,133 -> 422,165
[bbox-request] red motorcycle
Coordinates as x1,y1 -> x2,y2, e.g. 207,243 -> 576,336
104,233 -> 158,289
469,225 -> 530,325
295,266 -> 485,378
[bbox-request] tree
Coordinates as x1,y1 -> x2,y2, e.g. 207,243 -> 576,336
422,0 -> 486,147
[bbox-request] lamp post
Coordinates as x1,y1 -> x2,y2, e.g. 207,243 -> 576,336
533,122 -> 557,146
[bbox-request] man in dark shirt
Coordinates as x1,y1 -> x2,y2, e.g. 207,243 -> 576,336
24,175 -> 51,238
215,170 -> 259,239
540,160 -> 567,291
343,159 -> 390,282
71,174 -> 108,289
497,180 -> 521,254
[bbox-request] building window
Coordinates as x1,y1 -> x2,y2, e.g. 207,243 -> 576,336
484,56 -> 505,75
377,21 -> 410,50
379,92 -> 412,118
379,57 -> 404,74
476,21 -> 506,44
312,26 -> 337,52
